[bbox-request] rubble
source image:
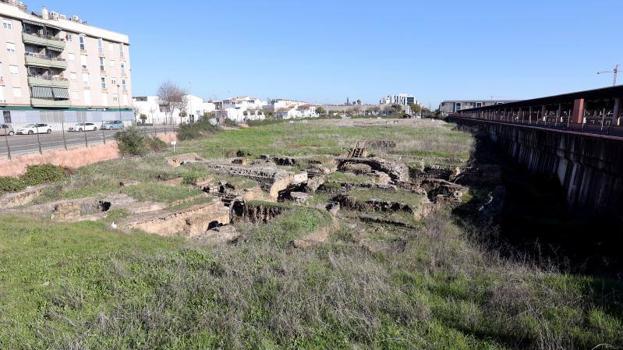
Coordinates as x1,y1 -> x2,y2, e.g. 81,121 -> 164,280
122,201 -> 230,237
336,157 -> 409,183
167,153 -> 205,168
0,184 -> 49,209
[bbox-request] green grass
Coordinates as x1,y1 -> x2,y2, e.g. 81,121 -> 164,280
1,213 -> 621,349
349,188 -> 425,208
121,182 -> 203,203
326,171 -> 379,185
2,118 -> 621,349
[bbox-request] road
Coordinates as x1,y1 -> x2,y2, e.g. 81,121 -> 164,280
0,126 -> 176,158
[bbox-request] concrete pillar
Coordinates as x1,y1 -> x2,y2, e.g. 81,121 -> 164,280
541,105 -> 547,123
528,106 -> 532,124
571,98 -> 585,125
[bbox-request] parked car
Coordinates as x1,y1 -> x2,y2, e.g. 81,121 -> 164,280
69,123 -> 98,132
100,120 -> 125,130
16,123 -> 52,135
1,124 -> 14,136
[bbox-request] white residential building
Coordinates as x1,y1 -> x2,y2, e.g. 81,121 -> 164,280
217,96 -> 268,122
275,104 -> 318,119
380,93 -> 417,107
132,94 -> 215,125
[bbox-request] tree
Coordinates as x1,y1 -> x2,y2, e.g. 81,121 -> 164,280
315,106 -> 326,115
390,104 -> 403,115
157,81 -> 187,125
409,103 -> 422,115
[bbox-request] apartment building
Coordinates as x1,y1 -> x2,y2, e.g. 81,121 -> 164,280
380,93 -> 417,107
0,1 -> 133,130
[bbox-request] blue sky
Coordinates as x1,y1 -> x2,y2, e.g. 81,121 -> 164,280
29,0 -> 623,107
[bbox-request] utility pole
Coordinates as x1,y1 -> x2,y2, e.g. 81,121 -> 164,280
597,64 -> 619,87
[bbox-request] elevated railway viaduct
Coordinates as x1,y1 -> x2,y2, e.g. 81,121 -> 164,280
449,86 -> 623,219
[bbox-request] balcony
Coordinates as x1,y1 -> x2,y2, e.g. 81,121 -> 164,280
31,98 -> 70,108
22,32 -> 66,51
28,76 -> 69,88
25,54 -> 67,70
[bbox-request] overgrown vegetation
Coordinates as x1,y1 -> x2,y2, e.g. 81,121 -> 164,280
177,118 -> 221,141
115,126 -> 170,156
1,119 -> 621,349
0,164 -> 67,193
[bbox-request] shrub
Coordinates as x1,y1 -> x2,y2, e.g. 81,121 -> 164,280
21,164 -> 67,186
177,118 -> 220,141
0,164 -> 67,193
115,126 -> 147,156
0,176 -> 26,192
145,136 -> 168,152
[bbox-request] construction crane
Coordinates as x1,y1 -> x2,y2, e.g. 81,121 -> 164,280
597,64 -> 619,86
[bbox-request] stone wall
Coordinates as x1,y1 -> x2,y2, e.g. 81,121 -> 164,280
0,133 -> 177,177
456,120 -> 623,217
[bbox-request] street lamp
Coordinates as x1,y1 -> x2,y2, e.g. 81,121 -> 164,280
117,84 -> 122,121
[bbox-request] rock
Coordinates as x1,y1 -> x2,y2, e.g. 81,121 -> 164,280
200,225 -> 241,244
0,184 -> 49,209
290,192 -> 310,204
335,157 -> 409,183
292,172 -> 309,185
167,153 -> 204,168
326,202 -> 340,216
340,162 -> 373,174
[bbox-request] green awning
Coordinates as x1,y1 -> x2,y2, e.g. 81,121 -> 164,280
31,86 -> 53,98
52,88 -> 69,99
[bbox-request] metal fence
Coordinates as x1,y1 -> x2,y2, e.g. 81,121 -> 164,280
0,123 -> 178,160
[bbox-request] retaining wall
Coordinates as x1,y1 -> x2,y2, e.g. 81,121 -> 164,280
0,133 -> 177,177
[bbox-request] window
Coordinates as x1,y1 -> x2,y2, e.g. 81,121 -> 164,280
80,54 -> 87,68
9,65 -> 18,75
122,79 -> 126,90
2,20 -> 12,30
98,38 -> 103,50
3,110 -> 11,123
6,42 -> 16,54
119,44 -> 124,58
111,78 -> 117,85
100,77 -> 106,89
67,53 -> 75,61
121,63 -> 125,74
66,34 -> 72,42
102,93 -> 108,105
99,57 -> 105,71
12,87 -> 21,97
82,73 -> 89,84
83,90 -> 91,104
79,35 -> 85,51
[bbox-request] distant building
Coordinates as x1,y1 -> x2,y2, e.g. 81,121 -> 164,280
215,96 -> 267,122
380,93 -> 417,107
133,95 -> 214,125
439,100 -> 516,115
0,1 -> 134,130
275,104 -> 318,119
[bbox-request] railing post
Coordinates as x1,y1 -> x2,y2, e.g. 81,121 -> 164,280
4,128 -> 11,160
35,129 -> 42,155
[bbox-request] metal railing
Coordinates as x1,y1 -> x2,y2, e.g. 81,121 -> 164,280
451,113 -> 623,138
0,123 -> 178,160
